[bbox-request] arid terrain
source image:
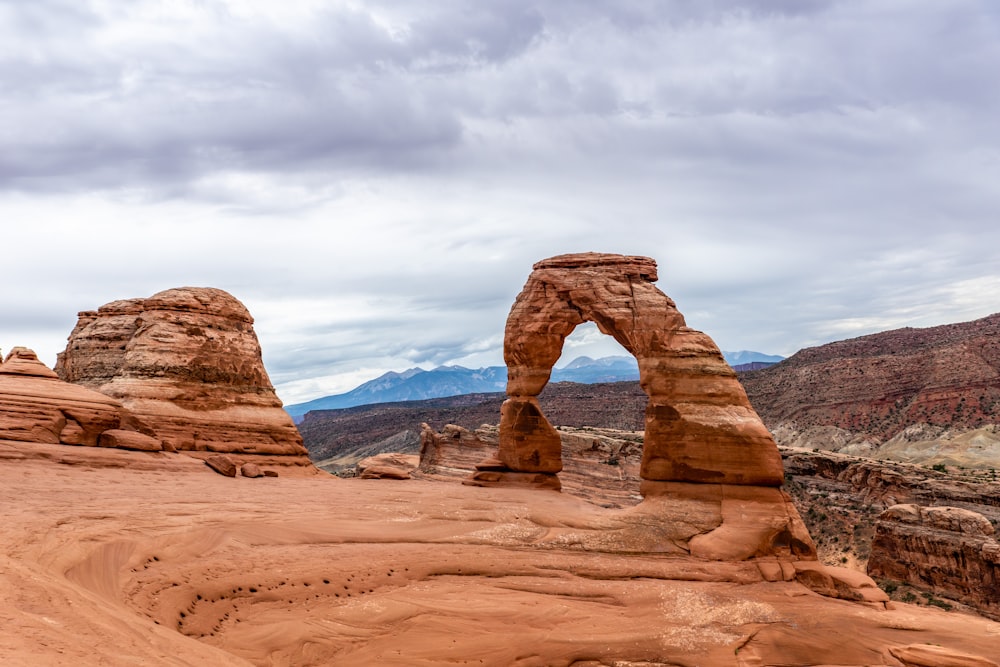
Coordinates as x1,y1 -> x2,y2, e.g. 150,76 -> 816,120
5,440 -> 1000,666
4,264 -> 1000,665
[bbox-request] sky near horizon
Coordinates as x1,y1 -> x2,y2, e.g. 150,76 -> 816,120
2,0 -> 999,404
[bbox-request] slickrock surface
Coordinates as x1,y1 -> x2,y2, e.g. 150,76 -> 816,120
741,312 -> 1000,463
0,347 -> 125,446
3,441 -> 1000,666
868,504 -> 1000,620
55,287 -> 310,467
488,253 -> 783,488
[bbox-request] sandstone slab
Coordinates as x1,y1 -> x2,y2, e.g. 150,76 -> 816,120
97,429 -> 163,452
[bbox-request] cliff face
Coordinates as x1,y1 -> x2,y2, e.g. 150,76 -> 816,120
740,313 -> 1000,463
868,504 -> 1000,619
55,287 -> 309,465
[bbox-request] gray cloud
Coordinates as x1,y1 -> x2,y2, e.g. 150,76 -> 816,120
1,0 -> 999,403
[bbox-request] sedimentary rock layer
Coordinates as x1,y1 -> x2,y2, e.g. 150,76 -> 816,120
0,347 -> 126,446
868,503 -> 1000,619
55,287 -> 309,464
486,252 -> 783,487
741,312 -> 1000,452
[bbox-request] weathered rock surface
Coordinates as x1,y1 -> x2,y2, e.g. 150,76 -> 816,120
741,312 -> 1000,464
0,347 -> 125,446
356,453 -> 419,479
889,644 -> 1000,667
6,449 -> 1000,666
55,287 -> 310,467
240,462 -> 263,478
420,423 -> 644,508
97,428 -> 163,452
868,503 -> 1000,619
485,253 -> 784,488
205,453 -> 238,477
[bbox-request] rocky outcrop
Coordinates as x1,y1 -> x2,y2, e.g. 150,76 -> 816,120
741,312 -> 1000,461
476,253 -> 784,489
464,253 -> 811,563
0,347 -> 127,446
55,287 -> 310,467
868,504 -> 1000,619
420,423 -> 644,508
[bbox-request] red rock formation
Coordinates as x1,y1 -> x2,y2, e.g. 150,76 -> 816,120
0,347 -> 126,446
740,312 -> 1000,452
458,254 -> 824,564
472,253 -> 784,488
419,423 -> 644,507
867,503 -> 1000,619
55,287 -> 310,466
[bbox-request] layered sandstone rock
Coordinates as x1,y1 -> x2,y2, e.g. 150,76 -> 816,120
741,312 -> 1000,461
477,253 -> 784,488
55,287 -> 310,466
0,347 -> 126,446
420,423 -> 644,508
464,253 -> 815,563
867,503 -> 1000,619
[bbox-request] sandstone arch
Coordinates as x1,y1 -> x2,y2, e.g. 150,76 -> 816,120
470,252 -> 784,492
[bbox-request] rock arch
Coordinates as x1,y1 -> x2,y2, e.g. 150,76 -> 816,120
469,252 -> 784,492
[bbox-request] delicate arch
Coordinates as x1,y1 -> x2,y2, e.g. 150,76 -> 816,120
470,253 -> 784,493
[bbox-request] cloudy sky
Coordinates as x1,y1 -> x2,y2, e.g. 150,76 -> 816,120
2,0 -> 998,405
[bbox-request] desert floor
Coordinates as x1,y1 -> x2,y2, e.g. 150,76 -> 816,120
2,439 -> 999,666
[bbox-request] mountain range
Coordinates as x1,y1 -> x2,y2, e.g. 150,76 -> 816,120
285,350 -> 782,420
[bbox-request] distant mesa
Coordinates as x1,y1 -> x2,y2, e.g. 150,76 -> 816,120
54,287 -> 311,467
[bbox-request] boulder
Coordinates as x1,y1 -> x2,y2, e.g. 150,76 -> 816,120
97,429 -> 163,452
205,454 -> 238,477
55,287 -> 311,466
241,462 -> 263,478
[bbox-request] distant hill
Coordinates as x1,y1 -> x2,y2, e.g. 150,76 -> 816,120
739,312 -> 1000,464
297,381 -> 648,463
285,350 -> 782,420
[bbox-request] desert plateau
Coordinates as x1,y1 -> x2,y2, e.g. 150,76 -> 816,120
2,252 -> 1000,666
